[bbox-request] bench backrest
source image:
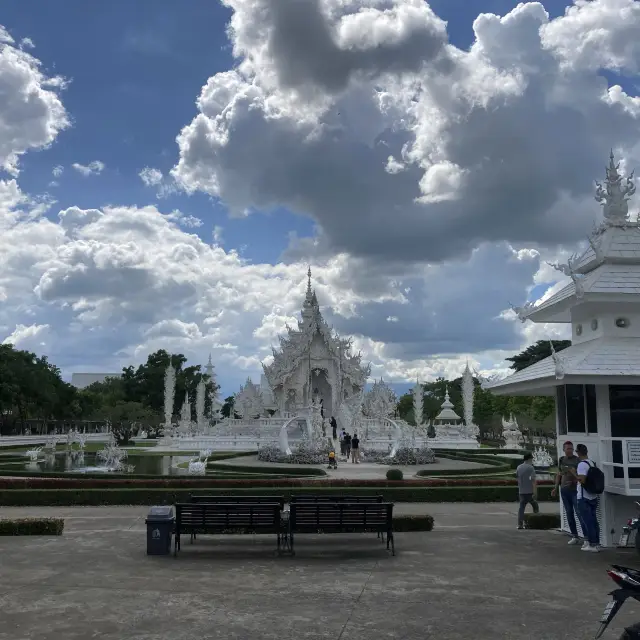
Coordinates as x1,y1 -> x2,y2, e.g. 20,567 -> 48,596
189,494 -> 285,510
290,495 -> 383,503
176,502 -> 281,529
289,502 -> 393,530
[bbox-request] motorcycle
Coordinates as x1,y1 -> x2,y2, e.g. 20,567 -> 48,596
596,565 -> 640,638
618,502 -> 640,553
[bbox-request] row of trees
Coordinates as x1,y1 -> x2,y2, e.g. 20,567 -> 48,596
396,340 -> 571,439
0,339 -> 570,435
0,346 -> 221,433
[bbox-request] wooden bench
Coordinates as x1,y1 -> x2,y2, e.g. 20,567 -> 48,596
291,496 -> 385,538
290,495 -> 383,504
174,503 -> 284,556
288,502 -> 395,555
190,494 -> 285,510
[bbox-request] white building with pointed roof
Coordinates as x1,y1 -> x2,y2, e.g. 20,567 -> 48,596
430,387 -> 479,447
262,267 -> 370,421
490,152 -> 639,546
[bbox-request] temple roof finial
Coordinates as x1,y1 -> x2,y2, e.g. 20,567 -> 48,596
595,150 -> 636,224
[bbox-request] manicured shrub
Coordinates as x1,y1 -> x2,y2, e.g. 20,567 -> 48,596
0,476 -> 553,490
392,515 -> 434,532
206,463 -> 326,477
524,513 -> 561,530
386,469 -> 404,481
0,484 -> 554,506
0,518 -> 64,535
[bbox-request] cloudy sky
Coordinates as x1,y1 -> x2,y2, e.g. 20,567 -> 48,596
0,0 -> 639,396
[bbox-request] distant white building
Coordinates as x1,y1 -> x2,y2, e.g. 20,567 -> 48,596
71,373 -> 122,389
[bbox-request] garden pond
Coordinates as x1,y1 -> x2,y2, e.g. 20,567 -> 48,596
0,451 -> 194,475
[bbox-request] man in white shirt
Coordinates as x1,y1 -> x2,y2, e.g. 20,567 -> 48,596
573,443 -> 601,552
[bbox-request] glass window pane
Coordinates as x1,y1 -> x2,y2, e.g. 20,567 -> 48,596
586,385 -> 597,433
565,384 -> 585,433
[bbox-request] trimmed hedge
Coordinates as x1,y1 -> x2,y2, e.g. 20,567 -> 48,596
0,518 -> 64,535
206,462 -> 327,477
393,515 -> 434,532
0,476 -> 554,489
524,513 -> 561,530
0,484 -> 554,506
386,469 -> 404,481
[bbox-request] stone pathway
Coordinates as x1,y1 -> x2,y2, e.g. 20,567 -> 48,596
215,454 -> 494,479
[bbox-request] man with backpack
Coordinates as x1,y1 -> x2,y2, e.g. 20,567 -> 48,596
571,443 -> 604,552
551,441 -> 583,545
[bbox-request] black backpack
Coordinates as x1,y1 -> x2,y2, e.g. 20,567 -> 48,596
583,460 -> 605,495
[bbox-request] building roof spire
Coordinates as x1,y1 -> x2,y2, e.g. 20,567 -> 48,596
595,150 -> 636,223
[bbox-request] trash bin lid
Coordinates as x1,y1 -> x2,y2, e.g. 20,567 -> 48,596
146,506 -> 174,521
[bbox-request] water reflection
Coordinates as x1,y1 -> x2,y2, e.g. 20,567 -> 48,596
25,452 -> 188,475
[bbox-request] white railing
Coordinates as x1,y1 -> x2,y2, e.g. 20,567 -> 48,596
0,433 -> 111,447
599,437 -> 640,495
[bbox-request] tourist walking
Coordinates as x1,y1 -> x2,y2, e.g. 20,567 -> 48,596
344,432 -> 352,460
516,452 -> 539,529
339,428 -> 346,455
571,444 -> 602,552
351,433 -> 360,463
331,416 -> 338,440
551,440 -> 583,545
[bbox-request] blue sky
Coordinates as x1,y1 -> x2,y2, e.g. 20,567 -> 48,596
2,0 -> 314,265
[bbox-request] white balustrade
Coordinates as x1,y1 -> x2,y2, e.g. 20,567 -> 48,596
598,437 -> 640,495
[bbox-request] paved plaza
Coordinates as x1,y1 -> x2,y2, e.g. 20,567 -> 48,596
0,502 -> 637,639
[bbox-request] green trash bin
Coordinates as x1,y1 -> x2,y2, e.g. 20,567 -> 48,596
146,506 -> 174,555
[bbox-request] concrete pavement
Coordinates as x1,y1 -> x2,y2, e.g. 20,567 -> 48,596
0,501 -> 635,639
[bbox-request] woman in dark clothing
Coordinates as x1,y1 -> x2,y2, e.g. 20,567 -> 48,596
330,416 -> 338,440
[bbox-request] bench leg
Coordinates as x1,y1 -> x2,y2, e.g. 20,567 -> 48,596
387,531 -> 395,556
174,533 -> 179,557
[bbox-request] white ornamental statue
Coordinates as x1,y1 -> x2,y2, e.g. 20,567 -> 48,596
532,446 -> 553,469
595,151 -> 636,224
363,379 -> 397,419
502,413 -> 523,449
461,363 -> 480,441
234,378 -> 265,419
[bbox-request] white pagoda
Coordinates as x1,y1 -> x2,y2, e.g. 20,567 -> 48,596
490,151 -> 639,546
262,267 -> 370,423
431,387 -> 479,448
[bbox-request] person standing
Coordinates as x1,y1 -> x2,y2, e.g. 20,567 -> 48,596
351,433 -> 360,463
339,428 -> 346,456
344,432 -> 352,460
516,452 -> 539,529
551,440 -> 583,545
331,416 -> 338,440
573,443 -> 602,552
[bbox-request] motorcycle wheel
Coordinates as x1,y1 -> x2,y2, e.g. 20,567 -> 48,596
620,622 -> 640,639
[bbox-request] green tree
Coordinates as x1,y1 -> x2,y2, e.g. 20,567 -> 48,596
221,395 -> 235,418
505,339 -> 571,372
0,344 -> 80,428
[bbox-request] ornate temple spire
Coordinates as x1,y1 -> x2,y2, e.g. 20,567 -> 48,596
442,386 -> 453,408
595,150 -> 636,224
303,265 -> 314,308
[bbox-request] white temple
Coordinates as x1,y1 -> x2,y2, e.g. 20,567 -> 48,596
262,267 -> 369,421
490,151 -> 639,546
158,269 -> 479,452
